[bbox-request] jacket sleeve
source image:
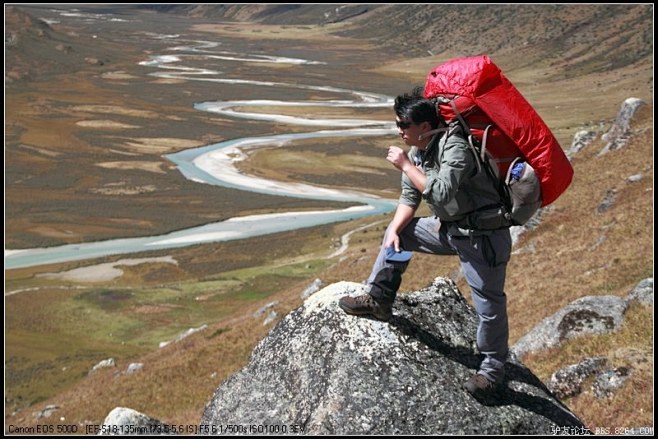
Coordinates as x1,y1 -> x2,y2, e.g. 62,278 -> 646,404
422,137 -> 475,206
398,148 -> 422,209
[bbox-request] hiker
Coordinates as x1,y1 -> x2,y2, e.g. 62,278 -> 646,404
339,86 -> 512,398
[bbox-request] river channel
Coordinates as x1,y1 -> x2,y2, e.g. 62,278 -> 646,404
5,35 -> 399,270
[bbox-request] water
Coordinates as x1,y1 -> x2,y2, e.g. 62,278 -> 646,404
5,36 -> 399,270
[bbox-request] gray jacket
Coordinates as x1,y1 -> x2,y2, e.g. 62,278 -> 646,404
399,126 -> 509,232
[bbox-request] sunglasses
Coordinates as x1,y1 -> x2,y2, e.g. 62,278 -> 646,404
396,120 -> 413,129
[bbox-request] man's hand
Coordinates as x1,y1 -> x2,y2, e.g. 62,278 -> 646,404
384,232 -> 401,253
386,146 -> 412,172
388,146 -> 427,192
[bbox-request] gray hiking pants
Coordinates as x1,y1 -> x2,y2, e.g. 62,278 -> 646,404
367,216 -> 511,383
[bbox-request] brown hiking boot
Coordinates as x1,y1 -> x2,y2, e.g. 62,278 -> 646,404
463,373 -> 502,398
338,294 -> 393,322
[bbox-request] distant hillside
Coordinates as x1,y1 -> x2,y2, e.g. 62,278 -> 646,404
137,4 -> 374,24
5,5 -> 63,81
5,6 -> 125,82
10,4 -> 652,83
138,4 -> 653,76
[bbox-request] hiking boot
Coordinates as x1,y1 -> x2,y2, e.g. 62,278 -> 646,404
463,373 -> 502,398
338,294 -> 392,322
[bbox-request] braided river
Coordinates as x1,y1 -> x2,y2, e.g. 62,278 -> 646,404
5,39 -> 398,269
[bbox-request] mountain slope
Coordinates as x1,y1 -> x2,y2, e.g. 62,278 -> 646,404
138,4 -> 653,75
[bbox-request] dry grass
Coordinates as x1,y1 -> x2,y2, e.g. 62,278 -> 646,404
191,21 -> 369,47
510,107 -> 654,430
522,302 -> 653,431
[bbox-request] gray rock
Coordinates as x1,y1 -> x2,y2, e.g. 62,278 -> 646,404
510,206 -> 547,245
301,278 -> 323,299
592,367 -> 632,399
627,277 -> 653,306
262,310 -> 278,326
567,130 -> 597,158
511,295 -> 628,359
100,407 -> 176,435
33,404 -> 59,419
201,279 -> 586,435
126,363 -> 143,374
254,301 -> 278,318
546,357 -> 607,399
512,242 -> 537,255
91,358 -> 116,373
597,189 -> 617,214
598,97 -> 645,155
159,324 -> 208,349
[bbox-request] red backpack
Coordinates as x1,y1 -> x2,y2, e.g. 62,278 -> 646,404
424,55 -> 573,224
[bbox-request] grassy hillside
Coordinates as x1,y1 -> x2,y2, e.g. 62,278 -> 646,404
4,4 -> 653,434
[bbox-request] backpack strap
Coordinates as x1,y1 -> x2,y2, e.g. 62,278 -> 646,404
480,124 -> 492,164
418,127 -> 449,141
456,124 -> 512,215
448,97 -> 517,166
446,98 -> 518,208
449,99 -> 472,134
466,133 -> 483,175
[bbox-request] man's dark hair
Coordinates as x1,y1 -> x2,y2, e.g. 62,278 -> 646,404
394,86 -> 440,129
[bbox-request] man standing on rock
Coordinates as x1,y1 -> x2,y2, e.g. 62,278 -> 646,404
339,87 -> 512,399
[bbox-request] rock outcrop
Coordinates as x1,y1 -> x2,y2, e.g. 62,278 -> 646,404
511,295 -> 629,359
598,97 -> 646,155
201,279 -> 586,435
99,407 -> 175,436
511,278 -> 653,359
